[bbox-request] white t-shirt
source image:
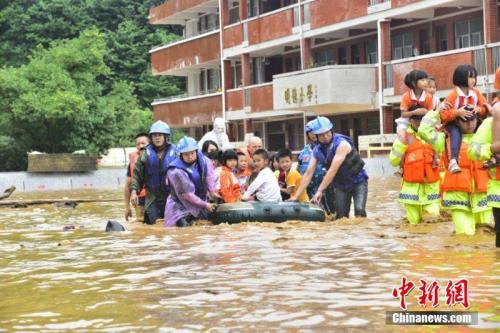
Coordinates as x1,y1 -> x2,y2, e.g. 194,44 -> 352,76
243,167 -> 282,202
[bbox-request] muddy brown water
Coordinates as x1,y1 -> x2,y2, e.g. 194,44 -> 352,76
0,178 -> 498,332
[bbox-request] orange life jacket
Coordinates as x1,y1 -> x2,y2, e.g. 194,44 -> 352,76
441,141 -> 489,193
403,133 -> 441,184
219,166 -> 241,203
129,151 -> 146,198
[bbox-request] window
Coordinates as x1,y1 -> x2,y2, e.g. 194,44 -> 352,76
392,32 -> 413,60
232,61 -> 242,88
455,18 -> 483,48
365,39 -> 378,64
419,29 -> 430,55
229,1 -> 239,24
351,44 -> 360,64
293,6 -> 300,27
314,49 -> 334,66
304,3 -> 311,24
200,68 -> 221,93
436,25 -> 448,51
338,47 -> 347,64
248,0 -> 260,17
252,57 -> 265,84
198,13 -> 219,34
285,57 -> 294,72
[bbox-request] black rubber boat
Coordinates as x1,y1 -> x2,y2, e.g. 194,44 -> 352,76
211,201 -> 326,224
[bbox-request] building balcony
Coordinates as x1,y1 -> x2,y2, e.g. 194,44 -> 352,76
150,31 -> 220,76
223,6 -> 296,56
152,92 -> 222,128
226,83 -> 274,113
383,44 -> 496,101
273,65 -> 378,115
149,0 -> 218,25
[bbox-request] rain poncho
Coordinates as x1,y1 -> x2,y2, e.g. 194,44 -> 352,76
164,155 -> 216,227
198,117 -> 232,151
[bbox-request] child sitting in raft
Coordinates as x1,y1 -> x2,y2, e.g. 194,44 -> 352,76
242,149 -> 282,202
218,150 -> 241,203
276,149 -> 309,202
235,151 -> 250,194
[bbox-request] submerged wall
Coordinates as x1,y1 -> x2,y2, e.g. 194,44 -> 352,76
0,158 -> 397,192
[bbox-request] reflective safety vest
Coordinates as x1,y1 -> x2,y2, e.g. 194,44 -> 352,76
129,151 -> 146,198
402,133 -> 440,184
442,141 -> 490,193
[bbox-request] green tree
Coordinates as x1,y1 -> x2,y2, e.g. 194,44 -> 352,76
0,29 -> 155,171
0,0 -> 183,108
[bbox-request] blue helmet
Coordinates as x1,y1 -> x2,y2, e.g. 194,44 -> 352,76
305,119 -> 316,133
177,136 -> 198,154
311,116 -> 333,135
149,120 -> 171,136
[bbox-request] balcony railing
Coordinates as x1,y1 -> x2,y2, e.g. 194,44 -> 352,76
368,0 -> 390,5
367,0 -> 391,14
153,88 -> 221,104
151,26 -> 219,50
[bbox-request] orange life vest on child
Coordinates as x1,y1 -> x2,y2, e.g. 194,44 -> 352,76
441,141 -> 489,193
129,151 -> 146,198
219,166 -> 241,203
403,133 -> 441,184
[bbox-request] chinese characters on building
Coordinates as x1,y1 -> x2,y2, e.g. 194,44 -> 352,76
392,277 -> 470,310
283,84 -> 318,105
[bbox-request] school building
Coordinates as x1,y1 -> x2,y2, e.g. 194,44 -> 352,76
149,0 -> 500,151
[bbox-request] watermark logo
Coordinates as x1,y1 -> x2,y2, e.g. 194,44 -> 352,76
389,277 -> 476,325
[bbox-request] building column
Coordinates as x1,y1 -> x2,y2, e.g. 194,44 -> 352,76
484,0 -> 498,75
241,53 -> 251,86
301,38 -> 312,69
383,106 -> 394,133
244,119 -> 253,134
379,19 -> 391,87
239,0 -> 248,21
377,19 -> 391,135
223,60 -> 233,89
221,0 -> 230,27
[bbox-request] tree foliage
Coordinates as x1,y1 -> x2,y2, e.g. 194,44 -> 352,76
0,1 -> 184,170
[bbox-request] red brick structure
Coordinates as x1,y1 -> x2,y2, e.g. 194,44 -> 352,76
149,0 -> 500,149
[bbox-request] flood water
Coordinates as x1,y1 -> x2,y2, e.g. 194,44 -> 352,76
0,178 -> 498,332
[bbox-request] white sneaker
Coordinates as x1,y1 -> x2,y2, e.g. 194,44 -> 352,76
448,159 -> 461,174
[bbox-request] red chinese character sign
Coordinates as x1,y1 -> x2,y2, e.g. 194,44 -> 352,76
392,276 -> 415,310
392,278 -> 470,310
445,279 -> 470,309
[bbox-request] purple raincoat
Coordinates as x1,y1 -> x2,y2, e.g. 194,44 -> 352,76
164,156 -> 216,227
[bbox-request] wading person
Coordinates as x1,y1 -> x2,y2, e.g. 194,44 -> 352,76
130,121 -> 176,225
469,102 -> 500,247
124,132 -> 149,222
420,112 -> 490,235
297,120 -> 335,214
390,113 -> 443,225
165,137 -> 217,227
290,117 -> 368,219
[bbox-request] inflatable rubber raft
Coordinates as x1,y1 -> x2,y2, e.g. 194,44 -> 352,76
211,201 -> 326,224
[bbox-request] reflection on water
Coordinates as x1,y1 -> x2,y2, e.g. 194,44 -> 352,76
0,178 -> 498,332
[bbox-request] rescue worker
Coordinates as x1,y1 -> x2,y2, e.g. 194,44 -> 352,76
297,120 -> 335,214
130,120 -> 176,225
390,113 -> 444,225
291,117 -> 368,219
124,132 -> 149,222
468,103 -> 500,246
165,137 -> 218,227
198,117 -> 231,151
